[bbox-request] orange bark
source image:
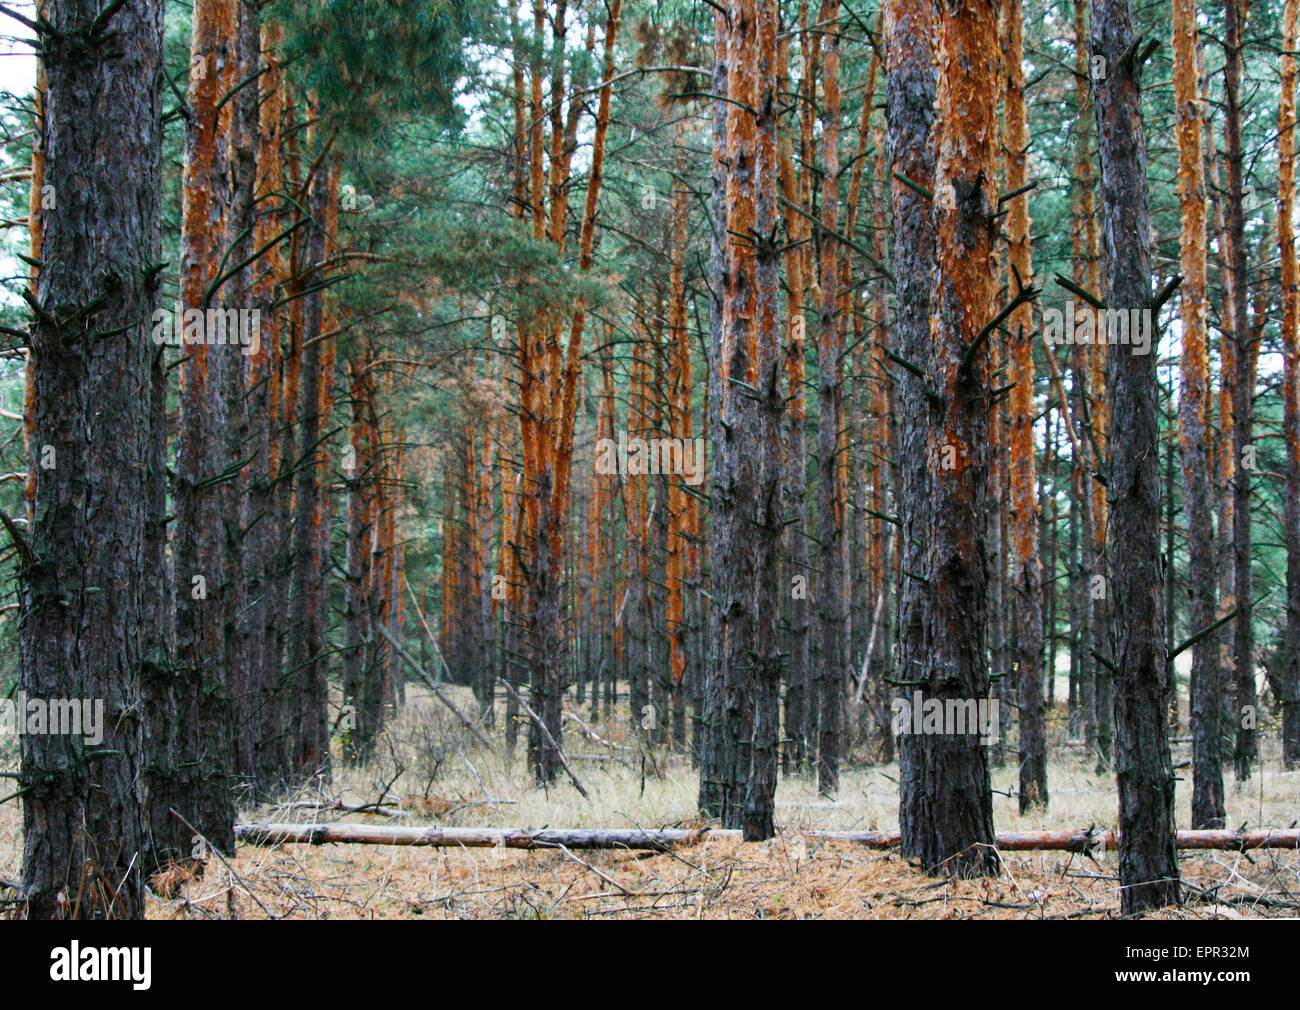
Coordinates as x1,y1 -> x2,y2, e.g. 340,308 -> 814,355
180,0 -> 239,398
1005,0 -> 1037,575
551,0 -> 622,532
252,21 -> 285,462
23,10 -> 45,515
1281,0 -> 1297,495
1278,0 -> 1297,765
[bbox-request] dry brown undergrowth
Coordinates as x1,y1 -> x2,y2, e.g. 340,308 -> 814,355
4,686 -> 1299,919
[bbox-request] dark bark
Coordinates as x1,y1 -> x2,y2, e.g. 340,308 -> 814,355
166,0 -> 241,863
1282,0 -> 1300,770
815,0 -> 846,797
1091,0 -> 1181,914
285,161 -> 333,783
525,470 -> 565,785
887,0 -> 938,868
898,0 -> 1002,878
698,10 -> 730,819
891,0 -> 996,877
1174,0 -> 1224,829
1223,0 -> 1256,782
342,361 -> 378,763
227,0 -> 262,788
742,0 -> 784,840
714,0 -> 762,826
20,0 -> 164,919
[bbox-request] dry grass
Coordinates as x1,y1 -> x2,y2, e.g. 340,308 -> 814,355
130,831 -> 1300,920
3,684 -> 1299,918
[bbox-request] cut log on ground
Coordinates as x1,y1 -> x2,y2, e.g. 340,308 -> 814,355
234,823 -> 1300,853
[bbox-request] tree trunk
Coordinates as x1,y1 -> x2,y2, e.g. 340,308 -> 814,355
777,25 -> 812,775
1281,0 -> 1300,769
1091,0 -> 1181,914
666,153 -> 692,752
1173,0 -> 1224,829
343,357 -> 377,763
165,0 -> 242,864
709,0 -> 763,825
1004,0 -> 1046,814
886,0 -> 940,866
742,0 -> 784,841
285,158 -> 335,783
1070,0 -> 1099,756
20,0 -> 163,919
237,822 -> 1300,853
698,19 -> 729,816
815,0 -> 846,797
225,0 -> 262,788
1223,0 -> 1256,783
244,18 -> 286,796
899,0 -> 1002,878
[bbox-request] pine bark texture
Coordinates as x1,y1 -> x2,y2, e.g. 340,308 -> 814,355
153,0 -> 240,867
20,0 -> 164,919
1173,0 -> 1223,828
742,0 -> 784,840
1091,0 -> 1181,914
887,0 -> 938,865
814,0 -> 846,797
1003,0 -> 1046,814
895,0 -> 1000,877
1223,0 -> 1256,782
1281,0 -> 1300,769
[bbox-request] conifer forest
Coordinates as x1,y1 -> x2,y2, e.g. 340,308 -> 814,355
1,0 -> 1300,947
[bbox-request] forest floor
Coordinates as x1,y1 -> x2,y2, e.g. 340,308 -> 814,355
3,685 -> 1299,918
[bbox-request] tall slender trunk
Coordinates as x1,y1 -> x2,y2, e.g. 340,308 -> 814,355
242,18 -> 286,797
1223,0 -> 1256,782
518,0 -> 620,784
777,24 -> 812,774
742,0 -> 784,840
225,0 -> 262,789
343,357 -> 377,763
899,0 -> 1002,878
699,19 -> 730,815
886,0 -> 939,864
1091,0 -> 1181,914
666,153 -> 692,751
815,0 -> 846,796
1281,0 -> 1300,769
709,0 -> 763,825
1070,0 -> 1098,757
1173,0 -> 1223,829
1165,382 -> 1180,730
166,0 -> 241,863
1004,0 -> 1046,813
988,336 -> 1007,770
286,158 -> 335,782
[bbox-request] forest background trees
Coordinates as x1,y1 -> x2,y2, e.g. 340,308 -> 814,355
0,0 -> 1298,918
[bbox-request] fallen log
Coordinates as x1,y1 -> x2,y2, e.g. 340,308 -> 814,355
236,824 -> 716,850
234,824 -> 1300,853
